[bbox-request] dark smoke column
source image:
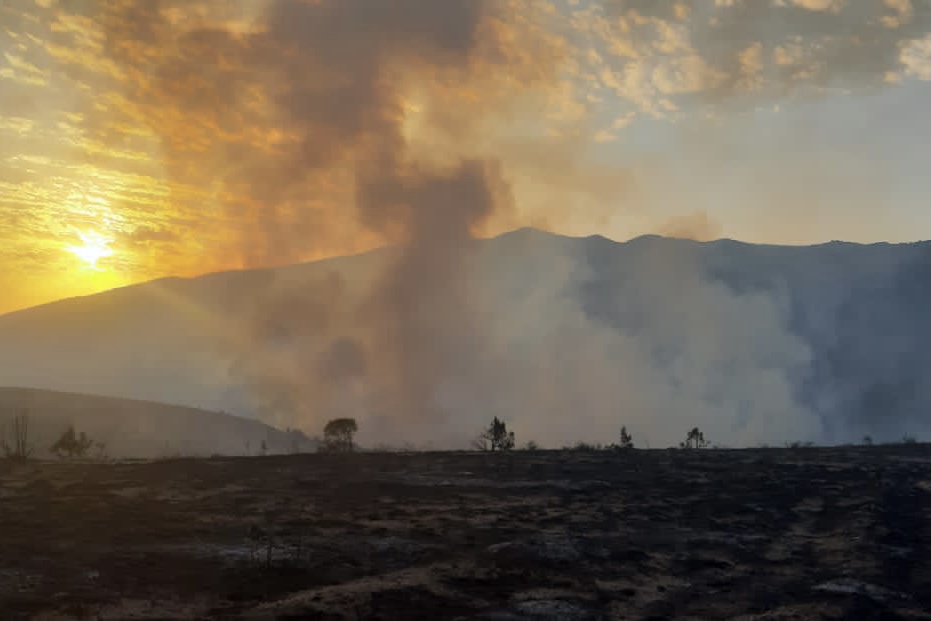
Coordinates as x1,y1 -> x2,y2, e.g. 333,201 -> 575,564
260,0 -> 515,427
95,0 -> 520,434
357,158 -> 511,424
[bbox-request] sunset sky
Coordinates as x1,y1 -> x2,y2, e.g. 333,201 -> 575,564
1,0 -> 929,315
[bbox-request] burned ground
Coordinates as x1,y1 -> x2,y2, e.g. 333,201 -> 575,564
1,445 -> 929,620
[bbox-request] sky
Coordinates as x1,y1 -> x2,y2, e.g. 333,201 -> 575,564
0,0 -> 929,316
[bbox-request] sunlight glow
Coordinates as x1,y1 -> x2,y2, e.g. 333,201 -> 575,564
66,230 -> 115,270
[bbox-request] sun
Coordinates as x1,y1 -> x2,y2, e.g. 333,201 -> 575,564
66,230 -> 115,270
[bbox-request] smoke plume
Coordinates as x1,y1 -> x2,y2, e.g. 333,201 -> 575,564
87,0 -> 544,433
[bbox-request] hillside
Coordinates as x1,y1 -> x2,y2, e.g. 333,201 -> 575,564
0,387 -> 313,459
0,229 -> 927,448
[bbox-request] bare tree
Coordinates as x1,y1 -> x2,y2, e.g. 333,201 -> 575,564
1,410 -> 33,462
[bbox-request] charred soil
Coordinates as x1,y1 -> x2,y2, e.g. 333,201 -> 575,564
1,445 -> 929,620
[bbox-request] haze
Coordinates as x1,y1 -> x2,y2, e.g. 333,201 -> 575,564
0,0 -> 928,450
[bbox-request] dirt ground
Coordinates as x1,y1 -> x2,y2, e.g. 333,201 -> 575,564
1,445 -> 929,620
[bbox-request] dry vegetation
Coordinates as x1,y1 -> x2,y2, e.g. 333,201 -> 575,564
1,445 -> 929,620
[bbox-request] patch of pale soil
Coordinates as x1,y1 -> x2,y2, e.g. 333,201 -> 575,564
249,562 -> 462,617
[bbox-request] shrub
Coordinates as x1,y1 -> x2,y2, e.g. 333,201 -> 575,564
570,441 -> 603,451
50,426 -> 94,460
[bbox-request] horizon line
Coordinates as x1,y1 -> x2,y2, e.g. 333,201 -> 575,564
2,226 -> 928,319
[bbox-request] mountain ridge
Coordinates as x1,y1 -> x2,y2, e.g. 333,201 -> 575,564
5,228 -> 926,321
0,228 -> 927,449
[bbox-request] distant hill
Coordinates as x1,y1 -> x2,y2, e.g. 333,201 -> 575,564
0,387 -> 314,459
0,228 -> 927,448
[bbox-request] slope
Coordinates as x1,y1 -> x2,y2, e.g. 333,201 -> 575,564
0,387 -> 313,459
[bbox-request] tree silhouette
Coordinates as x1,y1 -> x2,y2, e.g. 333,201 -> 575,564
1,410 -> 33,462
322,418 -> 358,453
50,425 -> 94,459
475,417 -> 515,452
618,426 -> 634,449
679,427 -> 710,449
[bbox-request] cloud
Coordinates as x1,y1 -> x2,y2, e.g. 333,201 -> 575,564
2,0 -> 926,279
787,0 -> 847,13
125,226 -> 180,244
899,33 -> 931,79
585,0 -> 931,116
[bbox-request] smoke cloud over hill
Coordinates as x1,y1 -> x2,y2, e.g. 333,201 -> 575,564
0,231 -> 926,450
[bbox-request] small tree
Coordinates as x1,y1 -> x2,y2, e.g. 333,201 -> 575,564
475,417 -> 514,452
862,435 -> 873,447
50,426 -> 94,460
1,410 -> 33,462
618,426 -> 634,449
680,426 -> 710,449
322,418 -> 357,453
